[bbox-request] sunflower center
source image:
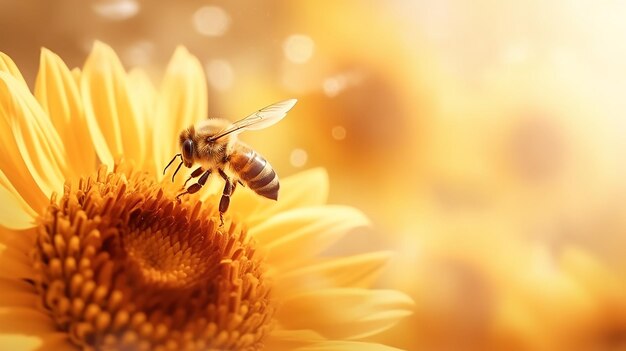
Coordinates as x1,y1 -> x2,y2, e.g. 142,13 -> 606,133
31,164 -> 274,351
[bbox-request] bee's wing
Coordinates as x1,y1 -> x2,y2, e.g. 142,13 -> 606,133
209,99 -> 297,141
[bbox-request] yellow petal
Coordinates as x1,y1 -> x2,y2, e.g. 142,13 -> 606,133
0,312 -> 67,351
153,46 -> 207,179
0,227 -> 35,254
0,276 -> 35,292
127,68 -> 156,170
81,41 -> 145,168
296,341 -> 405,351
277,288 -> 414,340
0,335 -> 42,351
228,182 -> 263,221
0,242 -> 34,280
0,292 -> 38,308
247,168 -> 330,224
276,251 -> 392,296
0,170 -> 37,230
0,72 -> 65,211
35,333 -> 77,351
250,206 -> 369,268
71,67 -> 81,84
0,52 -> 26,85
35,48 -> 95,178
0,276 -> 38,308
265,329 -> 325,351
0,307 -> 57,334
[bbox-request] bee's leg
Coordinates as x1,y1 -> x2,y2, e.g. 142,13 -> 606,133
171,161 -> 183,183
218,169 -> 233,226
220,169 -> 242,195
183,166 -> 204,188
163,153 -> 182,177
176,170 -> 211,200
218,168 -> 229,181
231,181 -> 238,196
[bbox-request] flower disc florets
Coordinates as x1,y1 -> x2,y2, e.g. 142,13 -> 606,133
32,164 -> 273,351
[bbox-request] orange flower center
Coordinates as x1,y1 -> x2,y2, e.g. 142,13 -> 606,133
31,164 -> 274,351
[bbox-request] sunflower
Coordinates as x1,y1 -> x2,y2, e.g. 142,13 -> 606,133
0,42 -> 413,351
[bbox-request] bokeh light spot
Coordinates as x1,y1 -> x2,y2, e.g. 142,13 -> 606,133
290,149 -> 308,168
192,6 -> 230,37
124,40 -> 155,66
92,0 -> 139,21
323,77 -> 345,97
322,72 -> 363,97
283,34 -> 315,64
331,126 -> 347,140
206,59 -> 234,91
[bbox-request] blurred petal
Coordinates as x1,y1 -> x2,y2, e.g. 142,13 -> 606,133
0,227 -> 35,254
247,168 -> 329,223
561,247 -> 624,299
0,310 -> 68,351
35,48 -> 95,178
0,52 -> 26,85
249,206 -> 369,268
0,72 -> 65,211
0,293 -> 38,309
153,47 -> 207,179
81,41 -> 145,167
34,334 -> 76,351
296,341 -> 404,351
71,68 -> 81,84
276,251 -> 392,295
127,69 -> 156,169
0,336 -> 42,351
0,242 -> 34,280
0,307 -> 57,334
265,329 -> 325,351
0,277 -> 38,308
277,288 -> 414,340
0,170 -> 37,229
227,182 -> 263,221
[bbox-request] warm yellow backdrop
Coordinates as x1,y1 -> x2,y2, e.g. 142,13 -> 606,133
3,1 -> 626,350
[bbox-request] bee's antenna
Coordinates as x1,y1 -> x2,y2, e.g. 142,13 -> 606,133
171,161 -> 183,182
163,153 -> 182,175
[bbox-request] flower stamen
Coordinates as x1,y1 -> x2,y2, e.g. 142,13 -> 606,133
32,164 -> 274,351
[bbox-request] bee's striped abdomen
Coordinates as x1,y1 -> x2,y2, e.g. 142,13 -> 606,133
229,146 -> 279,200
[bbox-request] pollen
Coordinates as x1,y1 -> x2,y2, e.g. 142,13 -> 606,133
31,163 -> 274,351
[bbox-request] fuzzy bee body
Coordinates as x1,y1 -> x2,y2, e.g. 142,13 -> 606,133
164,99 -> 297,225
228,144 -> 279,200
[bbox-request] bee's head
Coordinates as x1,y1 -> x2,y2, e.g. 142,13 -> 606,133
179,127 -> 196,168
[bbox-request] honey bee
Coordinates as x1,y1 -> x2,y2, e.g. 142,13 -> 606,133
163,99 -> 297,225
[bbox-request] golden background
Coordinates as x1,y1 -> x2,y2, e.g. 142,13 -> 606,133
3,1 -> 626,350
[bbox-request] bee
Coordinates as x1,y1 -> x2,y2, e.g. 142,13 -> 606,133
163,99 -> 297,225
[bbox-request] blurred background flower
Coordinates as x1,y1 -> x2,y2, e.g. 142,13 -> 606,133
2,0 -> 626,350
